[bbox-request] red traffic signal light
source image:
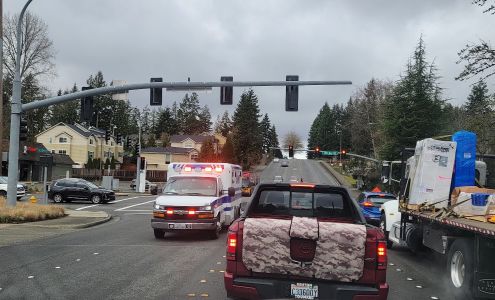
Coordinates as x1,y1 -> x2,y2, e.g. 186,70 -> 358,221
341,150 -> 346,154
315,147 -> 320,152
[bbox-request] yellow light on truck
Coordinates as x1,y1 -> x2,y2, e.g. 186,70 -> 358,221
215,167 -> 223,172
184,166 -> 192,172
205,167 -> 212,172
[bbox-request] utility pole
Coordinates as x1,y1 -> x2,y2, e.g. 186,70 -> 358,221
0,0 -> 4,168
135,120 -> 141,193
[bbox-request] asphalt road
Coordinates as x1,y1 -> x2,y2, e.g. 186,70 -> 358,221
0,160 -> 462,299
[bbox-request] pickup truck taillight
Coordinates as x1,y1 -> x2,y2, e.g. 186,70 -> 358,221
227,231 -> 237,261
376,240 -> 387,270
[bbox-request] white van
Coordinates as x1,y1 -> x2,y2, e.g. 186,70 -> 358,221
151,163 -> 242,239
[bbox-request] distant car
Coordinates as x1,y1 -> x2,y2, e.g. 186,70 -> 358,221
273,176 -> 283,183
281,160 -> 289,167
0,176 -> 25,200
130,179 -> 151,190
357,191 -> 396,225
48,178 -> 115,204
289,176 -> 299,183
273,158 -> 280,163
242,179 -> 255,196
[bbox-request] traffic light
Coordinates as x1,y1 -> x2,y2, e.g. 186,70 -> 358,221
315,147 -> 320,157
285,75 -> 299,111
288,145 -> 294,158
116,134 -> 122,145
220,76 -> 233,105
105,130 -> 111,142
135,143 -> 140,156
80,86 -> 94,123
126,137 -> 131,148
19,117 -> 28,141
150,77 -> 163,106
140,157 -> 146,170
341,149 -> 347,158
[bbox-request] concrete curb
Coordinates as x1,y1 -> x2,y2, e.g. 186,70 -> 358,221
12,214 -> 113,229
318,160 -> 349,188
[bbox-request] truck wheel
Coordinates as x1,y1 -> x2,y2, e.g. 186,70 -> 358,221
380,213 -> 393,249
210,215 -> 221,239
153,229 -> 165,239
447,239 -> 474,299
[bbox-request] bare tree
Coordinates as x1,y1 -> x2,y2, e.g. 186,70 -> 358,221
283,131 -> 303,149
3,11 -> 55,81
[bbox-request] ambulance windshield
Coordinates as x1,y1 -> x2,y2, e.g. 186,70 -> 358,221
163,177 -> 217,197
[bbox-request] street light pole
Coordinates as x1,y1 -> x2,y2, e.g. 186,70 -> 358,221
6,0 -> 33,207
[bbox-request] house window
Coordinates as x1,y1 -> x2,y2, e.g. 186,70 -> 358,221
190,153 -> 198,160
89,139 -> 94,145
59,137 -> 67,143
184,142 -> 194,148
49,138 -> 52,143
88,151 -> 94,159
52,150 -> 55,154
59,150 -> 67,155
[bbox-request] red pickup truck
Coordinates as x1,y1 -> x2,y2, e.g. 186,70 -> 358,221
224,183 -> 389,300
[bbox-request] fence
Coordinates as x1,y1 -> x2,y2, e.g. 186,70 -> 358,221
72,169 -> 167,182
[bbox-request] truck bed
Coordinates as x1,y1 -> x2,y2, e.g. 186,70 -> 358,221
404,210 -> 495,238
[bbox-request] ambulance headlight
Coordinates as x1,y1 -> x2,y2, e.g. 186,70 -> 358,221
200,205 -> 212,211
154,203 -> 165,210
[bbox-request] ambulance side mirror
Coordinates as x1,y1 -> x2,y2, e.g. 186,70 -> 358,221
228,187 -> 235,197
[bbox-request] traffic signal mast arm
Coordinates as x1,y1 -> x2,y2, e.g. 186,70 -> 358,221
21,80 -> 352,111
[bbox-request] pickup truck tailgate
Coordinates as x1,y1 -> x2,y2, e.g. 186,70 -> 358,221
242,217 -> 367,282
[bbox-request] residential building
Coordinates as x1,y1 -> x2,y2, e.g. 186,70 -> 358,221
170,134 -> 226,156
36,123 -> 124,168
141,147 -> 198,171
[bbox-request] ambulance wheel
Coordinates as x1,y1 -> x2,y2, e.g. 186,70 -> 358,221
209,215 -> 221,239
153,229 -> 165,239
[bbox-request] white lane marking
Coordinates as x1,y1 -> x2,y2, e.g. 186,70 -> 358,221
28,276 -> 34,279
115,199 -> 156,211
76,259 -> 81,262
75,196 -> 149,211
93,252 -> 99,255
55,266 -> 61,269
415,285 -> 423,289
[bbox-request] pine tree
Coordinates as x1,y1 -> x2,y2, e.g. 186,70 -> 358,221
221,134 -> 235,163
198,138 -> 216,162
154,107 -> 179,138
48,83 -> 79,126
464,80 -> 494,154
380,38 -> 445,160
214,111 -> 233,137
177,93 -> 210,134
260,114 -> 272,154
231,89 -> 262,168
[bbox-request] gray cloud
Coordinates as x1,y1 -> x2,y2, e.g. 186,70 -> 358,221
5,0 -> 495,145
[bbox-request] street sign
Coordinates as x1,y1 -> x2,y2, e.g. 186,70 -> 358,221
321,151 -> 339,156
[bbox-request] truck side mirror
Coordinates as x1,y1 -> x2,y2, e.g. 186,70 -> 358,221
228,187 -> 235,197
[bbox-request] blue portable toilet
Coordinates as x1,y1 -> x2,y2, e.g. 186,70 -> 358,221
452,131 -> 477,187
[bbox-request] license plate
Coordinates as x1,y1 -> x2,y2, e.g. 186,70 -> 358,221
290,283 -> 318,299
168,223 -> 192,229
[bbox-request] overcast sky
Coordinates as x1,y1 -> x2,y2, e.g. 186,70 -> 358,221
5,0 -> 495,147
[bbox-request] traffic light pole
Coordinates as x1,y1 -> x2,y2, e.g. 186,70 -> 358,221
7,79 -> 351,206
6,0 -> 32,207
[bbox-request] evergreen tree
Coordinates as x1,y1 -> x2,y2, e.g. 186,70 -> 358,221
231,89 -> 262,168
380,38 -> 445,160
22,74 -> 49,142
49,84 -> 79,126
214,111 -> 233,137
269,125 -> 281,157
463,80 -> 494,154
154,107 -> 179,138
198,138 -> 216,162
260,114 -> 272,154
221,134 -> 235,163
177,93 -> 210,134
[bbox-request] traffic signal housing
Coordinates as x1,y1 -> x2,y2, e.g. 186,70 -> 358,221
80,86 -> 94,123
135,143 -> 140,156
19,117 -> 28,141
116,134 -> 122,145
105,130 -> 111,142
126,137 -> 131,148
150,77 -> 163,106
285,75 -> 299,111
220,76 -> 233,105
341,149 -> 347,158
288,145 -> 294,158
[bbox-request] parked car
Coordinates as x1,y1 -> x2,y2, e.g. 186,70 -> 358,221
0,176 -> 26,200
281,160 -> 289,167
356,191 -> 396,225
48,178 -> 115,204
225,183 -> 389,299
130,179 -> 151,190
273,175 -> 283,183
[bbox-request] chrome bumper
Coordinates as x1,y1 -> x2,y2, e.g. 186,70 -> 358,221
151,219 -> 216,231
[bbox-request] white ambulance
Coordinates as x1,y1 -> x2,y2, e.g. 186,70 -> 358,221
151,163 -> 243,239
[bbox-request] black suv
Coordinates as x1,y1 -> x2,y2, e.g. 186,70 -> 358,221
48,178 -> 115,204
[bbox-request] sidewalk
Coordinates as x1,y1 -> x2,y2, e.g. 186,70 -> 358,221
0,209 -> 112,247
